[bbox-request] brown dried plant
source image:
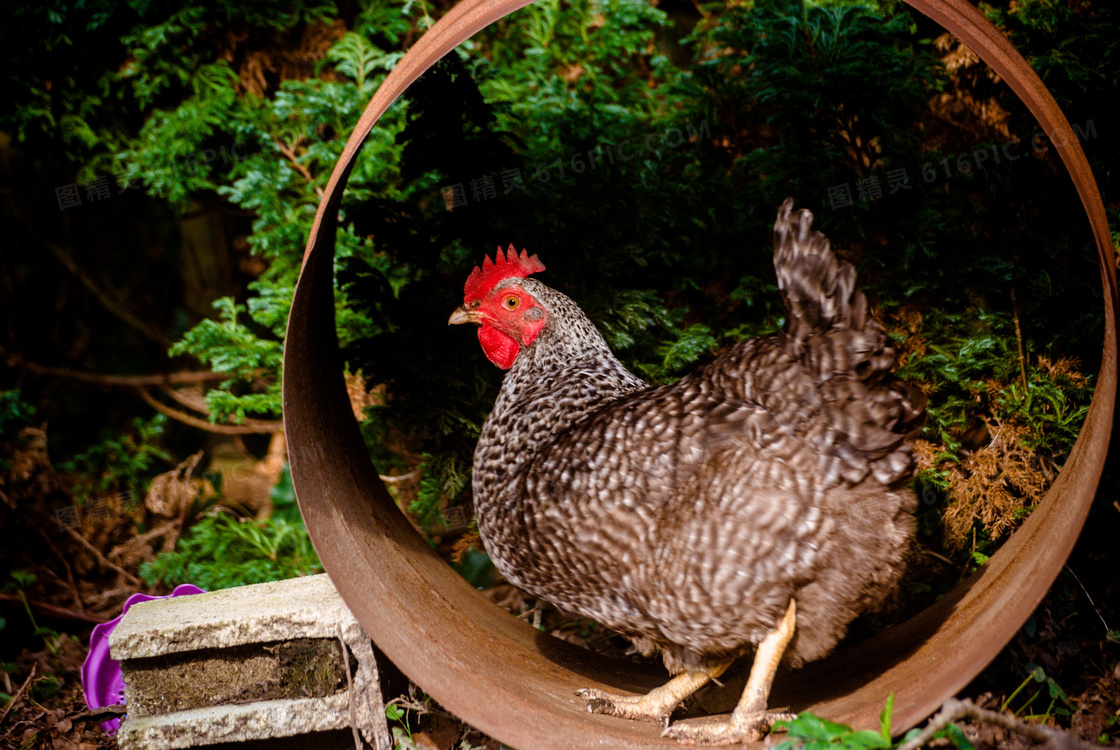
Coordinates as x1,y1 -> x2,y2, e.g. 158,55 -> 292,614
938,420 -> 1054,550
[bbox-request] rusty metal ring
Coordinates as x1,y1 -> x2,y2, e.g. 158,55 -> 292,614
283,0 -> 1116,746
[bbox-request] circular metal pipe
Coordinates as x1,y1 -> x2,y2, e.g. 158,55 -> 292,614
282,1 -> 1116,746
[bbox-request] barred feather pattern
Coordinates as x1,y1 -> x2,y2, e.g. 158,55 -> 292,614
472,199 -> 926,674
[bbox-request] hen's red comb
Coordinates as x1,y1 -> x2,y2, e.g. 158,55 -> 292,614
463,245 -> 545,302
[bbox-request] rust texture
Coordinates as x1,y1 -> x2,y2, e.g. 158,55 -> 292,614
282,0 -> 1116,747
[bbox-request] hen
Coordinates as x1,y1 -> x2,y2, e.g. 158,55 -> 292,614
448,200 -> 926,744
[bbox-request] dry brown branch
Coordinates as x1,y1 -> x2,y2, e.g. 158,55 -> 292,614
144,451 -> 206,518
898,699 -> 1091,750
338,625 -> 362,750
0,663 -> 37,727
9,204 -> 170,346
158,384 -> 214,415
1,352 -> 238,388
8,351 -> 282,434
0,595 -> 103,625
37,527 -> 86,615
380,470 -> 419,484
138,387 -> 283,434
450,528 -> 482,564
108,522 -> 180,561
69,705 -> 127,723
1011,285 -> 1029,391
921,547 -> 955,566
84,585 -> 138,610
132,451 -> 210,554
64,527 -> 142,586
276,137 -> 325,199
108,519 -> 182,571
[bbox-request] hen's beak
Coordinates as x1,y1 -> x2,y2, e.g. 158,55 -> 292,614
448,306 -> 480,326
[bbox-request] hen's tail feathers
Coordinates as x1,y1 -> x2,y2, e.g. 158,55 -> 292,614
773,198 -> 867,342
773,198 -> 926,487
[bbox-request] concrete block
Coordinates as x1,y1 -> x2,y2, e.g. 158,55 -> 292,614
110,574 -> 391,750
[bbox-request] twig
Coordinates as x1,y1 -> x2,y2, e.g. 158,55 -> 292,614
922,547 -> 955,566
108,521 -> 180,561
1010,284 -> 1029,391
7,352 -> 281,434
158,383 -> 216,415
379,470 -> 419,484
0,663 -> 37,728
339,625 -> 362,750
138,387 -> 283,435
69,705 -> 127,723
85,585 -> 138,610
276,139 -> 325,199
2,353 -> 243,388
64,528 -> 142,586
8,205 -> 170,346
1063,563 -> 1111,634
898,698 -> 1088,750
38,527 -> 86,615
0,594 -> 103,625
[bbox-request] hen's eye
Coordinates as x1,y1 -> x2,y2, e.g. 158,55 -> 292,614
503,295 -> 520,310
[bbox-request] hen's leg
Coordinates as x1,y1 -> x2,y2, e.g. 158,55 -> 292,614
576,661 -> 732,725
664,599 -> 797,745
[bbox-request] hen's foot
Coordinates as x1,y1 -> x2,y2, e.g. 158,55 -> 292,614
663,599 -> 799,745
575,688 -> 673,725
576,666 -> 731,726
662,709 -> 796,745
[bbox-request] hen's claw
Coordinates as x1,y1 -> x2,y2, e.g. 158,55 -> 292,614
575,667 -> 730,726
662,710 -> 796,745
575,688 -> 672,725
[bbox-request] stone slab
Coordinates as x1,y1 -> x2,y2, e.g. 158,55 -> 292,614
110,574 -> 359,660
116,692 -> 361,750
111,575 -> 391,750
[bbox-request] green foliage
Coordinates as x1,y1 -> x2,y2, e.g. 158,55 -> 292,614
773,694 -> 895,749
1001,665 -> 1073,721
449,547 -> 499,590
324,31 -> 403,91
0,1 -> 132,172
658,323 -> 718,376
60,415 -> 170,502
140,461 -> 320,590
0,390 -> 38,474
2,572 -> 64,664
692,0 -> 943,210
156,10 -> 417,424
0,390 -> 37,442
773,711 -> 892,749
895,309 -> 1093,464
139,512 -> 322,590
169,298 -> 286,422
414,452 -> 470,531
269,464 -> 301,523
775,694 -> 976,750
987,0 -> 1120,120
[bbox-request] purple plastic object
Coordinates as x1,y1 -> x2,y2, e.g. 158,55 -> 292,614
81,584 -> 205,733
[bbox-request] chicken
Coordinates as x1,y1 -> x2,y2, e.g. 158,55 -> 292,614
448,199 -> 926,744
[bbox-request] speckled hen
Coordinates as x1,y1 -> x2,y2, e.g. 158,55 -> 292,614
448,200 -> 926,744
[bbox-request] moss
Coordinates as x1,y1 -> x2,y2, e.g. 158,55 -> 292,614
122,638 -> 346,716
